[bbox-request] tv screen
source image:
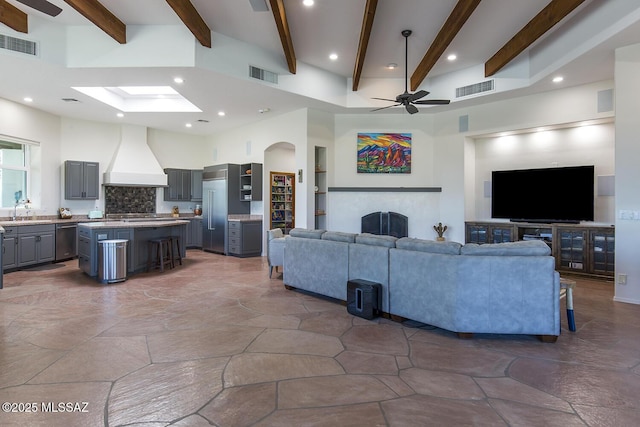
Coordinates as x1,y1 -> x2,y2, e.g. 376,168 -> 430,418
491,165 -> 594,223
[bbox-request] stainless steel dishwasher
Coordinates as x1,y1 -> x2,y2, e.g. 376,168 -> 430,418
55,223 -> 77,261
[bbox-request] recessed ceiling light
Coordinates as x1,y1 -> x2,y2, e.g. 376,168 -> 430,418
329,53 -> 338,61
447,54 -> 457,61
173,77 -> 184,84
218,111 -> 226,117
258,108 -> 271,114
387,63 -> 397,69
24,97 -> 33,103
303,0 -> 314,6
553,76 -> 564,83
116,112 -> 124,118
185,123 -> 192,128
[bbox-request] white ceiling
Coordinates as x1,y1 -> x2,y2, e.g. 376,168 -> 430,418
1,0 -> 639,135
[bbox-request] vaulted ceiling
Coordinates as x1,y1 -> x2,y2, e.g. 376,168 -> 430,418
1,0 -> 638,134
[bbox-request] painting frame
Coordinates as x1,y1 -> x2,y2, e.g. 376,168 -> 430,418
357,132 -> 411,174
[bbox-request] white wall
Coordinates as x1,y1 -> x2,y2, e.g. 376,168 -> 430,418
0,98 -> 61,218
330,114 -> 444,239
614,44 -> 640,304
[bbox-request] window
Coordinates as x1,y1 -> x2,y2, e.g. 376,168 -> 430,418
0,139 -> 30,209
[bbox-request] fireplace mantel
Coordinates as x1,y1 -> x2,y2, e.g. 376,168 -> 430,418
328,187 -> 441,192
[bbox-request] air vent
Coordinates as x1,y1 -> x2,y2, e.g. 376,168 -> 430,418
455,80 -> 494,98
249,65 -> 278,84
0,34 -> 37,56
62,98 -> 80,103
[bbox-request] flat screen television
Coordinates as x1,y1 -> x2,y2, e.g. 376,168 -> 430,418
491,165 -> 594,223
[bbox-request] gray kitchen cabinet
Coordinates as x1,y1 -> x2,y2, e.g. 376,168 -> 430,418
16,224 -> 56,267
78,227 -> 134,277
186,217 -> 202,248
239,163 -> 262,202
164,168 -> 192,201
191,169 -> 203,201
65,160 -> 99,200
228,220 -> 262,257
2,227 -> 18,270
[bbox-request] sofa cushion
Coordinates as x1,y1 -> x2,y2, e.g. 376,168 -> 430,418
322,231 -> 357,243
396,237 -> 462,255
289,228 -> 326,239
461,240 -> 551,256
355,233 -> 398,248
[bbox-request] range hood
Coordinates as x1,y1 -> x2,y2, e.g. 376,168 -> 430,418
103,125 -> 168,187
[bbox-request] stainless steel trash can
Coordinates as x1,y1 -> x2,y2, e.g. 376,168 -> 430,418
98,239 -> 128,284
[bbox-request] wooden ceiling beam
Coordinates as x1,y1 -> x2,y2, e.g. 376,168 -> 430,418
410,0 -> 481,91
64,0 -> 126,44
0,0 -> 28,33
269,0 -> 296,74
166,0 -> 211,48
485,0 -> 586,77
352,0 -> 378,91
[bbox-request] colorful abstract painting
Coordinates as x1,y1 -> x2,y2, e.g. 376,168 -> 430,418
357,132 -> 411,173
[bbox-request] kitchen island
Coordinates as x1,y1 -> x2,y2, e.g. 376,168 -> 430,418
78,219 -> 189,279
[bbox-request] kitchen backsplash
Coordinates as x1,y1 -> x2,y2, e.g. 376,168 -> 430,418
105,186 -> 157,214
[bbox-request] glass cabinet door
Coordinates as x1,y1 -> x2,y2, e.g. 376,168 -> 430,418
558,229 -> 587,272
467,225 -> 488,244
590,230 -> 615,276
491,226 -> 513,243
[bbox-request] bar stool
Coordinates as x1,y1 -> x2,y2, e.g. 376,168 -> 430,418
168,236 -> 183,268
147,238 -> 173,272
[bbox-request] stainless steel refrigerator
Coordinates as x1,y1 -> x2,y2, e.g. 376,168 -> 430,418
202,164 -> 248,254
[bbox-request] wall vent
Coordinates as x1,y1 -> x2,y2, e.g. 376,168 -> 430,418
455,80 -> 494,98
249,65 -> 278,84
0,34 -> 37,56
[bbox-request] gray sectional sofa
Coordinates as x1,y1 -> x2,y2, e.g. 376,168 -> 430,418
282,228 -> 560,341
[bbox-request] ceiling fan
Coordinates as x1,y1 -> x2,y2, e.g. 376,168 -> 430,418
372,30 -> 450,114
15,0 -> 63,17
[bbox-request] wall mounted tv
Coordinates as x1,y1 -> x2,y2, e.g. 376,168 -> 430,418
491,165 -> 595,223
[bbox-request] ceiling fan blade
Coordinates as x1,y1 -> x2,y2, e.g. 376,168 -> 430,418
371,97 -> 398,102
408,90 -> 429,102
15,0 -> 62,16
413,99 -> 451,105
371,104 -> 401,112
405,104 -> 419,114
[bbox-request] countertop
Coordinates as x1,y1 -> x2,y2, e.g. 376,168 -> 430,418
228,215 -> 263,222
0,216 -> 199,227
78,219 -> 190,229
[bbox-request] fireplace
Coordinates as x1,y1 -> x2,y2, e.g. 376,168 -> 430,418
361,212 -> 408,238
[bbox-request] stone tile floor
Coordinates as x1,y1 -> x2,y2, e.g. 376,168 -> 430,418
0,250 -> 639,426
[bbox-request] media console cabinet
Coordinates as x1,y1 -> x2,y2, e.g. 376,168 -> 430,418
465,221 -> 615,279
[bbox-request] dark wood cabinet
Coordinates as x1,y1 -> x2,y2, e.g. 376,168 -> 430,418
65,160 -> 99,200
465,221 -> 615,278
465,222 -> 516,244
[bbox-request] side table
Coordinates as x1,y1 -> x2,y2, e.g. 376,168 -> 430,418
560,278 -> 576,332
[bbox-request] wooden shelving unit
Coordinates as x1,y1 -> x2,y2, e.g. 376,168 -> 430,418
270,171 -> 295,234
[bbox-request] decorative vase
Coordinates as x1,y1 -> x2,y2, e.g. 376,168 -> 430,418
437,236 -> 445,242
